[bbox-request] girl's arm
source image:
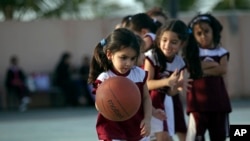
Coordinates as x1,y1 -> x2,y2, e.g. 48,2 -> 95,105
201,60 -> 219,69
152,106 -> 166,120
142,84 -> 152,121
202,55 -> 228,76
140,83 -> 152,137
144,59 -> 179,90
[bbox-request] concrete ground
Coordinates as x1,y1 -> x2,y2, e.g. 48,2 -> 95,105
0,99 -> 249,141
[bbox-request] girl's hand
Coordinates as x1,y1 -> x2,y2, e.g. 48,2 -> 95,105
166,69 -> 179,90
177,69 -> 193,93
152,108 -> 166,120
140,118 -> 151,137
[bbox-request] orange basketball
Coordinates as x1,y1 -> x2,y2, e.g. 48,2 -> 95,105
96,76 -> 141,121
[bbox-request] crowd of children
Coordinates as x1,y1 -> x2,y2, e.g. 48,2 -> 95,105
89,6 -> 232,141
3,6 -> 232,141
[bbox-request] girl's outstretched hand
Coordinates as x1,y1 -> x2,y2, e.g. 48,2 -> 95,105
177,69 -> 193,93
140,118 -> 151,137
152,108 -> 166,120
167,69 -> 180,90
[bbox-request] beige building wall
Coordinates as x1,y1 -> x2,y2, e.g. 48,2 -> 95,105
0,12 -> 249,108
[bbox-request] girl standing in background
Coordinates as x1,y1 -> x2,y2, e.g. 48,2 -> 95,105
184,13 -> 232,141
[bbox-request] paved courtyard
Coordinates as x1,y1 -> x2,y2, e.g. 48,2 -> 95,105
0,99 -> 249,141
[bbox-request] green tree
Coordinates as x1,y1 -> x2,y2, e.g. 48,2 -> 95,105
89,1 -> 128,19
0,0 -> 132,21
0,0 -> 86,21
136,0 -> 197,12
213,0 -> 250,10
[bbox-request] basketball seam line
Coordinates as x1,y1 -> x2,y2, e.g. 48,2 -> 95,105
109,84 -> 130,117
101,99 -> 108,118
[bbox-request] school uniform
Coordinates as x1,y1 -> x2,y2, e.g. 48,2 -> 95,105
93,66 -> 149,141
145,49 -> 186,136
186,46 -> 232,141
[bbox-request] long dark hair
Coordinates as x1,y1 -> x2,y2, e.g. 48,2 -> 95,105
188,13 -> 223,47
88,28 -> 140,84
153,19 -> 189,72
128,13 -> 161,34
182,33 -> 203,79
182,13 -> 221,79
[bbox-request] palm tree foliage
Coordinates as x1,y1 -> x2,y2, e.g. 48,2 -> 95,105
136,0 -> 197,11
1,0 -> 249,21
0,0 -> 86,21
213,0 -> 250,10
0,0 -> 130,21
88,1 -> 128,18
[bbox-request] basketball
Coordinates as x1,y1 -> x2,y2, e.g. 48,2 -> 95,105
95,76 -> 141,121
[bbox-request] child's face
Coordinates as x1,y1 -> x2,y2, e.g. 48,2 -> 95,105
193,22 -> 214,49
107,47 -> 137,74
159,31 -> 182,60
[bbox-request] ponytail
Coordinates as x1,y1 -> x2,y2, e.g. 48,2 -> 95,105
88,41 -> 111,84
182,32 -> 203,79
88,28 -> 140,84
